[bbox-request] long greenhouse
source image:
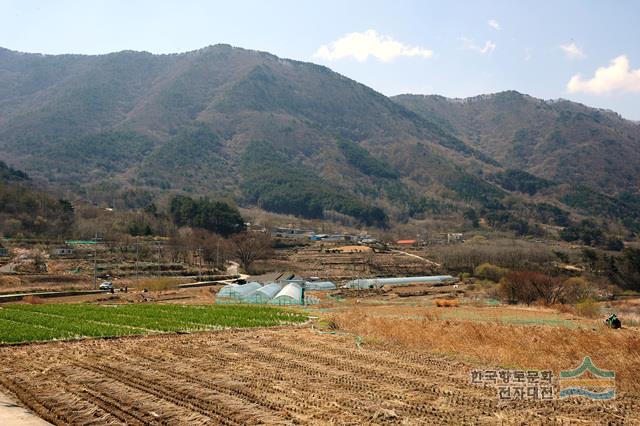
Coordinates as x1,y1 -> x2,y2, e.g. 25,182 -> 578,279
346,275 -> 457,289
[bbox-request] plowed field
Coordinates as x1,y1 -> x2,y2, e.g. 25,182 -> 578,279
0,328 -> 637,425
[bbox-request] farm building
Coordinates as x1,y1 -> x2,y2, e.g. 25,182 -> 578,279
272,227 -> 314,238
347,275 -> 457,289
447,233 -> 464,243
323,234 -> 357,242
396,239 -> 417,246
50,246 -> 73,256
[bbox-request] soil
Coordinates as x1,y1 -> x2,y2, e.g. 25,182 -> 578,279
0,327 -> 636,425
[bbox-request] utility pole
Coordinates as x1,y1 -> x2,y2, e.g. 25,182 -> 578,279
135,238 -> 139,285
197,248 -> 203,281
216,239 -> 220,272
157,243 -> 162,277
93,231 -> 98,289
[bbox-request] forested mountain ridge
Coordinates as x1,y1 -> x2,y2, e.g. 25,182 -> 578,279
393,91 -> 640,194
0,45 -> 638,236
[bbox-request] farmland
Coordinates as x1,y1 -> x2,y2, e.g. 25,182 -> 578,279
0,304 -> 306,344
0,328 -> 638,425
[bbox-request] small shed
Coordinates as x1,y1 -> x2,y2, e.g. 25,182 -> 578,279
0,247 -> 9,257
50,246 -> 74,256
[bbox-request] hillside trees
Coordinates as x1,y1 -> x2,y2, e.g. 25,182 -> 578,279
491,169 -> 553,195
0,164 -> 74,237
337,139 -> 399,179
169,195 -> 245,237
241,141 -> 389,228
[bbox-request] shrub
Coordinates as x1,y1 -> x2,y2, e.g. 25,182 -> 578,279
498,271 -> 561,305
435,299 -> 459,307
473,263 -> 509,282
499,272 -> 595,305
562,277 -> 594,303
22,295 -> 45,304
575,298 -> 600,318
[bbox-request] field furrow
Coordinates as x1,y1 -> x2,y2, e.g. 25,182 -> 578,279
0,328 -> 637,425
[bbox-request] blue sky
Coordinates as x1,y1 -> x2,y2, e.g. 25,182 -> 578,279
1,0 -> 639,119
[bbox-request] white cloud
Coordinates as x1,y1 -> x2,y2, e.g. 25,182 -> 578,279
567,55 -> 640,94
460,37 -> 496,54
488,19 -> 500,30
560,42 -> 586,59
479,41 -> 497,54
313,30 -> 433,62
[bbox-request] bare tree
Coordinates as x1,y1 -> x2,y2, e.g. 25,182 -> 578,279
230,232 -> 272,273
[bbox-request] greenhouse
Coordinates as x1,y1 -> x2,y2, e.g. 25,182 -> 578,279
305,281 -> 337,290
269,283 -> 303,305
346,275 -> 457,289
243,282 -> 284,303
217,281 -> 263,301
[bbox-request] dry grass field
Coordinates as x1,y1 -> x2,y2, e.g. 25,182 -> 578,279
0,326 -> 638,425
327,305 -> 640,396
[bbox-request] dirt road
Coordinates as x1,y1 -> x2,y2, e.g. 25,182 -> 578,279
0,328 -> 636,425
0,392 -> 50,425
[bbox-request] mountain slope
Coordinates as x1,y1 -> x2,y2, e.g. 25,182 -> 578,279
0,45 -> 638,235
393,91 -> 640,194
0,45 -> 499,223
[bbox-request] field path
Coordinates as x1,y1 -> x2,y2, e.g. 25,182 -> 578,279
390,249 -> 441,268
0,391 -> 50,425
0,328 -> 637,425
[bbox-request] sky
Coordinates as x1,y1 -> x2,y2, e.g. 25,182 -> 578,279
1,0 -> 639,120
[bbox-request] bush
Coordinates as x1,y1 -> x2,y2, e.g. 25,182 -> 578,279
498,271 -> 562,305
562,277 -> 594,303
499,272 -> 595,305
575,298 -> 600,318
22,295 -> 45,304
473,263 -> 509,282
434,299 -> 459,307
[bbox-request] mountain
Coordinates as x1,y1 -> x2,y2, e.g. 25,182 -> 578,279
0,45 -> 500,224
393,91 -> 640,194
0,45 -> 638,236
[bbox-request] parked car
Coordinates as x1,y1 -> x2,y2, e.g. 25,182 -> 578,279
99,281 -> 113,290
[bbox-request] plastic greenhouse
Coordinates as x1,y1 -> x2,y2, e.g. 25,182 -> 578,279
217,281 -> 263,301
243,282 -> 284,303
305,281 -> 337,290
269,283 -> 303,305
346,275 -> 457,289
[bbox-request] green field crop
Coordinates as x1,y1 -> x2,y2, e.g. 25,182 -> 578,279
0,304 -> 306,344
